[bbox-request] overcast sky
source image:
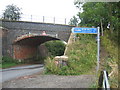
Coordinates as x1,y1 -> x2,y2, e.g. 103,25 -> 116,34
0,0 -> 79,24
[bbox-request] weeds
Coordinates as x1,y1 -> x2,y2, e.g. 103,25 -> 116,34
101,30 -> 118,88
45,34 -> 97,75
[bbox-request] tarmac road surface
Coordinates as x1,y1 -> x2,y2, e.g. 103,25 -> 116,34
0,64 -> 44,83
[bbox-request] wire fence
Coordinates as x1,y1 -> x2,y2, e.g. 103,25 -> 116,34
0,14 -> 71,25
20,14 -> 71,25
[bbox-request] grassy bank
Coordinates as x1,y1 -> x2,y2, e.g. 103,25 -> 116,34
101,30 -> 118,88
45,34 -> 97,75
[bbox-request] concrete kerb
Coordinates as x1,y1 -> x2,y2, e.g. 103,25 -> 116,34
0,64 -> 44,72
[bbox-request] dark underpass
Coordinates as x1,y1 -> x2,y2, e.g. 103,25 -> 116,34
13,35 -> 60,63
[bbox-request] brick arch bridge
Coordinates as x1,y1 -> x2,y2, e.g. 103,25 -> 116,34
1,20 -> 74,60
13,33 -> 61,59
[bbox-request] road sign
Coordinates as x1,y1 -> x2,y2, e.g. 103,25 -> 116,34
72,27 -> 98,34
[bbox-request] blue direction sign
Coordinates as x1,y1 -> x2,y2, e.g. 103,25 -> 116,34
72,27 -> 98,34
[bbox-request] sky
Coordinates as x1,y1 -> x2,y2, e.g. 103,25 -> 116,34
0,0 -> 79,24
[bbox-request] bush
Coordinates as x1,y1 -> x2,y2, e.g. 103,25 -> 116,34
44,56 -> 60,74
45,40 -> 66,56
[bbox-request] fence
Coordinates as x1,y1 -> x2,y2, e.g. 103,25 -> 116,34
20,14 -> 71,25
0,14 -> 71,25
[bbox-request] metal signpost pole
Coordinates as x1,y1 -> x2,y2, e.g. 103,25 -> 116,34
97,27 -> 100,72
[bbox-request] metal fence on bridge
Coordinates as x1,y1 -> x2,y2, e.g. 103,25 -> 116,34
0,14 -> 71,25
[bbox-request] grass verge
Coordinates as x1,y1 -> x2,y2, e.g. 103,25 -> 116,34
2,56 -> 23,68
2,63 -> 18,68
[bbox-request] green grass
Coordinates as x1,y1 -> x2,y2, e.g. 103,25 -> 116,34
65,34 -> 97,75
101,30 -> 118,63
2,56 -> 23,68
45,34 -> 97,75
89,82 -> 98,89
0,64 -> 2,68
2,63 -> 18,68
101,30 -> 118,88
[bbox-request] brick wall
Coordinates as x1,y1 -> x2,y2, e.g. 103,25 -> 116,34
13,45 -> 37,60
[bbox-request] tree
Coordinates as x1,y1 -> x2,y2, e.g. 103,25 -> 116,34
76,2 -> 109,35
106,2 -> 120,33
69,16 -> 78,26
2,4 -> 22,21
74,1 -> 120,34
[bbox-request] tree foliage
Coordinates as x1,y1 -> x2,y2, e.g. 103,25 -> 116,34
70,2 -> 120,33
2,4 -> 22,21
69,16 -> 78,26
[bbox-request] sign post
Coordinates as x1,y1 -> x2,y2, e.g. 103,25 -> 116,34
71,27 -> 100,72
97,27 -> 100,72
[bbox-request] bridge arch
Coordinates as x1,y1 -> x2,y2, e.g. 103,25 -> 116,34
13,34 -> 63,61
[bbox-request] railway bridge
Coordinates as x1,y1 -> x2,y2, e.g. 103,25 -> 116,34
0,20 -> 73,60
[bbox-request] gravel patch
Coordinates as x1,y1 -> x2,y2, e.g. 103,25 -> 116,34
2,74 -> 96,88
